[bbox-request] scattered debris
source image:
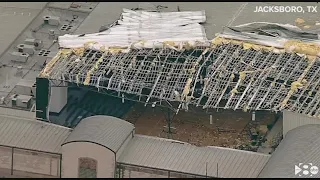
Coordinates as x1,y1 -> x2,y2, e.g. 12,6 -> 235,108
70,4 -> 81,9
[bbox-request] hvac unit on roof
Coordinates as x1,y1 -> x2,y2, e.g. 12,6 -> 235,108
16,66 -> 23,77
15,79 -> 36,96
10,52 -> 29,63
49,29 -> 56,39
17,44 -> 35,55
43,15 -> 60,26
9,94 -> 32,109
24,38 -> 43,50
10,94 -> 17,107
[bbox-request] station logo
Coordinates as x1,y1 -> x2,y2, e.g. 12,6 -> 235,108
295,163 -> 319,177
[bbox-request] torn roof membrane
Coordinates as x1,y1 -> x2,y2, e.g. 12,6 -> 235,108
230,22 -> 320,38
58,8 -> 208,50
215,22 -> 320,57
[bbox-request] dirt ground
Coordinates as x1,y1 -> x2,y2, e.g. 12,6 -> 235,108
123,103 -> 276,148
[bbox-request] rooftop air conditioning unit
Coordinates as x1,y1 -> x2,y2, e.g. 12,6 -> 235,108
9,94 -> 18,107
9,94 -> 32,109
15,79 -> 36,96
10,52 -> 29,63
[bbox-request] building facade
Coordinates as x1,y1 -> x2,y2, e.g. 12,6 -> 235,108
1,113 -> 319,178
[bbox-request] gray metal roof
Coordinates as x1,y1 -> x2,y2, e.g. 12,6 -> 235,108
283,110 -> 320,137
0,107 -> 35,119
62,115 -> 134,153
258,124 -> 320,178
0,115 -> 71,154
0,2 -> 47,56
118,135 -> 270,178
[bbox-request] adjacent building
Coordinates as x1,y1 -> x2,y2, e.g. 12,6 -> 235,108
1,110 -> 320,178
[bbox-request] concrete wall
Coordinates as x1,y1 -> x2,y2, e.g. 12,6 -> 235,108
264,118 -> 283,148
49,80 -> 67,113
0,146 -> 60,178
61,142 -> 115,178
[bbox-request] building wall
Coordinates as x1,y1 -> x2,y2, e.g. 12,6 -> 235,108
61,142 -> 115,178
49,80 -> 68,113
0,146 -> 60,178
283,110 -> 320,137
116,163 -> 206,178
116,132 -> 133,159
264,118 -> 283,148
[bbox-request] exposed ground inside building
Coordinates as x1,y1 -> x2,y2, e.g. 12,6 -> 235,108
123,103 -> 277,149
48,88 -> 279,152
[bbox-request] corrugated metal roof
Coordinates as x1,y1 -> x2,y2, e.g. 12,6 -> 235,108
62,115 -> 134,153
283,110 -> 320,137
118,135 -> 270,178
258,124 -> 320,178
0,115 -> 71,154
0,107 -> 35,119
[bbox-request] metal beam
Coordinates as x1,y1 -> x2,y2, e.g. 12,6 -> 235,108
145,49 -> 165,105
291,63 -> 320,112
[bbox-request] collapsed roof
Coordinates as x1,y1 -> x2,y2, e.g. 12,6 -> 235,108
39,9 -> 320,118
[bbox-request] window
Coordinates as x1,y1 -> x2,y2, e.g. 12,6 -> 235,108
78,157 -> 97,178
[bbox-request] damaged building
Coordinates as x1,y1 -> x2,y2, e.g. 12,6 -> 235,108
39,9 -> 320,117
0,2 -> 320,178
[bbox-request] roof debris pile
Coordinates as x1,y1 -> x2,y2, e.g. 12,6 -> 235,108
40,13 -> 320,118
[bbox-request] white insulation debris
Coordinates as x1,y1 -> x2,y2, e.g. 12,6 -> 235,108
58,8 -> 208,49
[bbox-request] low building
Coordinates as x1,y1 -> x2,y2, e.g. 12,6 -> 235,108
0,113 -> 70,178
0,114 -> 271,178
258,124 -> 320,178
1,110 -> 320,178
